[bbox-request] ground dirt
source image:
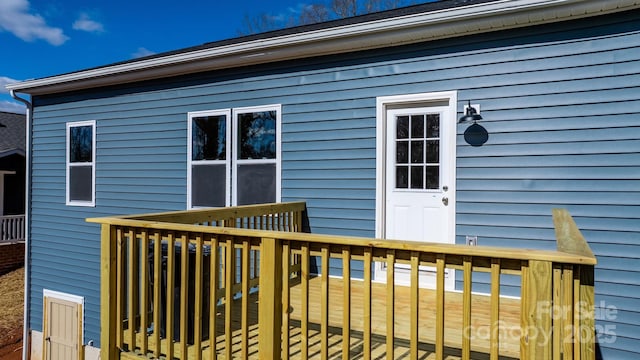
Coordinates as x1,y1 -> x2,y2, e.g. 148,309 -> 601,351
0,267 -> 24,360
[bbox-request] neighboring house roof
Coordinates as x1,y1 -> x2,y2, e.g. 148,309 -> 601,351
7,0 -> 640,95
0,112 -> 25,158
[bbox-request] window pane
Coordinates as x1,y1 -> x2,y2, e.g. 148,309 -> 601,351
411,115 -> 424,138
396,142 -> 408,164
238,111 -> 276,159
426,114 -> 440,138
69,126 -> 92,163
396,166 -> 408,189
69,166 -> 92,201
410,141 -> 423,163
396,116 -> 409,139
426,166 -> 439,189
426,140 -> 439,164
192,164 -> 226,207
236,164 -> 276,205
411,166 -> 424,189
192,115 -> 226,161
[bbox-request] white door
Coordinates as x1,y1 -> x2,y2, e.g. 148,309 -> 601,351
383,106 -> 455,289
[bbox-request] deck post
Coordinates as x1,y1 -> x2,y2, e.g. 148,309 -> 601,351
258,237 -> 283,359
100,224 -> 118,360
552,208 -> 597,360
521,259 -> 552,359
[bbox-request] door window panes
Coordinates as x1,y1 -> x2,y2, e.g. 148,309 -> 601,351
395,113 -> 440,190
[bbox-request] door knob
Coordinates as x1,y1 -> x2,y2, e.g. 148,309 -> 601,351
442,197 -> 449,206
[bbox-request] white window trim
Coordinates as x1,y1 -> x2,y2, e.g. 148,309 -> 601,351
187,109 -> 232,209
66,120 -> 96,207
232,104 -> 282,206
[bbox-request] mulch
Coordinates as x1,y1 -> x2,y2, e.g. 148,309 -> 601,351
0,267 -> 24,360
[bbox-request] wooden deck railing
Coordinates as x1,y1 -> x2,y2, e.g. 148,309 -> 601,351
88,202 -> 596,360
0,214 -> 25,243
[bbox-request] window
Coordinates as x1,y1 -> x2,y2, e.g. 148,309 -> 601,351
188,110 -> 231,208
187,105 -> 281,208
66,121 -> 96,206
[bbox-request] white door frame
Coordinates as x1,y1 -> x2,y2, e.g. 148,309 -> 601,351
374,91 -> 458,285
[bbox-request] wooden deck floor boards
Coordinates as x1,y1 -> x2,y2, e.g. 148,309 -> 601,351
197,276 -> 521,359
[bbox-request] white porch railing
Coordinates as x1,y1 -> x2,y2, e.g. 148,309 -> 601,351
0,215 -> 25,243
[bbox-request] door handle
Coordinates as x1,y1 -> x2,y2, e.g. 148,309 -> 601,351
442,197 -> 449,206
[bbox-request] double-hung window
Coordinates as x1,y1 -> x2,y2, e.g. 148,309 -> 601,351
187,105 -> 281,208
66,120 -> 96,206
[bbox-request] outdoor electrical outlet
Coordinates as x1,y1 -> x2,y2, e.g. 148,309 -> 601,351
466,236 -> 478,246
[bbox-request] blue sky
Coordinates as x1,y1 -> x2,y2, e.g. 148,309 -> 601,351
2,0 -> 390,113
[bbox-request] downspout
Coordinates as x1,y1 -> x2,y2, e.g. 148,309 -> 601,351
10,90 -> 32,360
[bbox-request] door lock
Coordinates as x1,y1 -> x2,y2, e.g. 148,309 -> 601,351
442,197 -> 449,206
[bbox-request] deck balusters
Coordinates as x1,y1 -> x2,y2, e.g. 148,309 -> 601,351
320,246 -> 330,359
363,247 -> 372,360
342,246 -> 351,359
490,258 -> 501,360
209,235 -> 219,360
241,239 -> 250,359
282,241 -> 291,359
140,230 -> 149,355
193,234 -> 203,360
410,251 -> 419,359
115,228 -> 125,351
300,243 -> 310,360
92,203 -> 595,360
462,256 -> 472,360
152,231 -> 162,358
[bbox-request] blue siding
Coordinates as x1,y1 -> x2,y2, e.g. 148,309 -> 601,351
28,10 -> 640,357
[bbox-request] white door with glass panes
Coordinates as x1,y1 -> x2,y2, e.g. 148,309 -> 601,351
187,105 -> 281,208
384,106 -> 455,289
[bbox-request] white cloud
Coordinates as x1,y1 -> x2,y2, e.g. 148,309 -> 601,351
0,100 -> 26,114
72,13 -> 104,33
132,47 -> 156,59
0,0 -> 68,45
0,76 -> 19,94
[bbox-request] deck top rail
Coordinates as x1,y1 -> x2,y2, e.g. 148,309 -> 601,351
88,202 -> 596,360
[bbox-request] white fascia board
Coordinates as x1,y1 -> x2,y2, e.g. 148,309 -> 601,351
7,0 -> 640,95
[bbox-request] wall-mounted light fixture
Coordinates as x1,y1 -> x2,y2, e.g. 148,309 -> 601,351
459,100 -> 488,147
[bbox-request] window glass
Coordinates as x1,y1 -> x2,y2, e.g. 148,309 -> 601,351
69,125 -> 92,163
192,115 -> 226,161
238,111 -> 276,159
236,164 -> 276,205
69,166 -> 93,201
191,164 -> 226,207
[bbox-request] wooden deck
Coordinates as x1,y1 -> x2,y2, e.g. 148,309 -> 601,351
94,202 -> 597,360
143,277 -> 520,360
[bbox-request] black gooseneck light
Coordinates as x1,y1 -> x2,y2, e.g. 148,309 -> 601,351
459,100 -> 488,147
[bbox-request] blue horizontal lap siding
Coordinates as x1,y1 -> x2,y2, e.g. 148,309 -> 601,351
27,10 -> 640,357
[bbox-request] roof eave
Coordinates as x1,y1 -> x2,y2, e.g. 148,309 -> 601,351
7,0 -> 640,95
